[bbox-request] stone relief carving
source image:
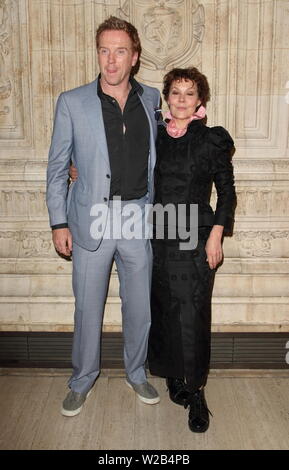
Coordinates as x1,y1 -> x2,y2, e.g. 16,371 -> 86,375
0,229 -> 289,259
0,0 -> 11,112
233,159 -> 289,173
0,230 -> 54,257
234,231 -> 289,257
0,190 -> 47,217
211,188 -> 289,217
0,0 -> 31,145
1,186 -> 289,219
274,160 -> 289,172
142,2 -> 182,56
117,0 -> 204,71
20,231 -> 52,257
0,0 -> 287,330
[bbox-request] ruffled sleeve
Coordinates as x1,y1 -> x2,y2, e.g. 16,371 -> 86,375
209,126 -> 237,235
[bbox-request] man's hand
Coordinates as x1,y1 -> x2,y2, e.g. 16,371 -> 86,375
52,228 -> 72,257
69,164 -> 78,182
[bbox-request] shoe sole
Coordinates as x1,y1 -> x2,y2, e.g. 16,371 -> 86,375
125,380 -> 160,405
188,421 -> 209,433
61,389 -> 92,417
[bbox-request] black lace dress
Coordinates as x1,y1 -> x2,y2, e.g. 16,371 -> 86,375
148,119 -> 236,391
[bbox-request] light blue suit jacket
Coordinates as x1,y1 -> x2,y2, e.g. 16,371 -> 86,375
46,78 -> 160,251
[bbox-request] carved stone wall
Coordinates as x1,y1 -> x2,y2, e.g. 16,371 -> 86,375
0,0 -> 289,332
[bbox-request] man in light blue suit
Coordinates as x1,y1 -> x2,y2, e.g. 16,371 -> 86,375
46,16 -> 160,416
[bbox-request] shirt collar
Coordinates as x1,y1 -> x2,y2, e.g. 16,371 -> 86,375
130,77 -> 143,95
97,74 -> 143,99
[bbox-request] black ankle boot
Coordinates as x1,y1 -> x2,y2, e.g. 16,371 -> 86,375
185,388 -> 212,433
166,377 -> 190,406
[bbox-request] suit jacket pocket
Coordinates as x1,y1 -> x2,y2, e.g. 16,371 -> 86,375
75,189 -> 89,206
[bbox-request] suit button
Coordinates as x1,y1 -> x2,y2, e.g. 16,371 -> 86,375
106,174 -> 110,178
103,197 -> 108,202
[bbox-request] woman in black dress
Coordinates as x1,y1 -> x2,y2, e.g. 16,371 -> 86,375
148,67 -> 236,433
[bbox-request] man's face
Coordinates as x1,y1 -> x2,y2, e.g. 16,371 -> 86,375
97,30 -> 138,88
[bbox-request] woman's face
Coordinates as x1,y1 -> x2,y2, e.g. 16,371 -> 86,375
167,79 -> 201,125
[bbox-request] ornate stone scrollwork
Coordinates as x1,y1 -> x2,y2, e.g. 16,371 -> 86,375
0,189 -> 47,217
0,230 -> 54,257
234,231 -> 289,257
21,231 -> 52,257
117,0 -> 204,71
0,0 -> 12,106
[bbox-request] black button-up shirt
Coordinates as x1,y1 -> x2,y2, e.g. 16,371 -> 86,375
98,76 -> 150,200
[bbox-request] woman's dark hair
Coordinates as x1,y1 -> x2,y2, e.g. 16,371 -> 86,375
163,67 -> 211,107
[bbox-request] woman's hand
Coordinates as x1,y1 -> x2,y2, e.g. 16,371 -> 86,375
205,225 -> 224,269
69,163 -> 78,182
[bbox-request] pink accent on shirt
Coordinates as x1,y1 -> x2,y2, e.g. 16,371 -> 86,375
165,105 -> 206,138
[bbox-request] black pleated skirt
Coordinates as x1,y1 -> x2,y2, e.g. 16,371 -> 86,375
148,227 -> 216,391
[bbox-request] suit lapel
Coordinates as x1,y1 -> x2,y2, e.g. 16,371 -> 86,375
81,79 -> 110,163
138,86 -> 158,202
138,90 -> 157,141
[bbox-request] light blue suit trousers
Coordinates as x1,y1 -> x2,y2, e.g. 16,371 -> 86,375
68,195 -> 152,393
